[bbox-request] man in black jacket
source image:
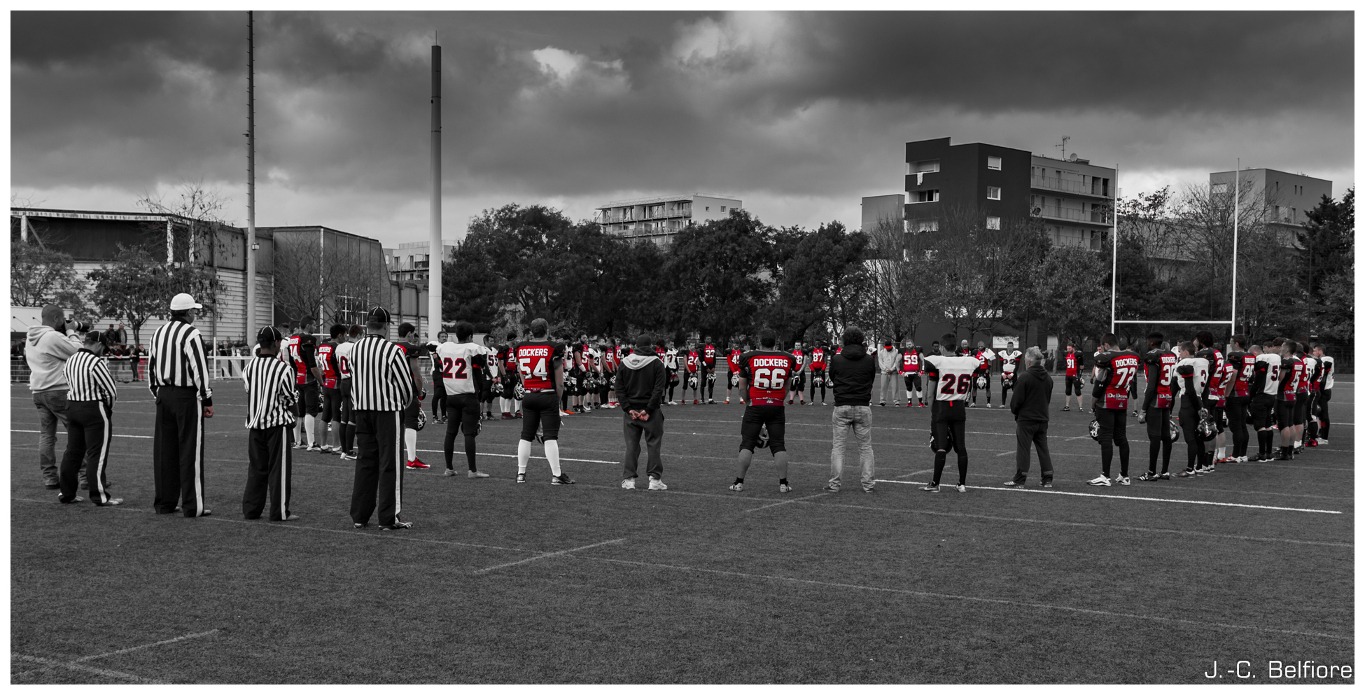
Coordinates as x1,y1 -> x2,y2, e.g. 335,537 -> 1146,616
825,326 -> 878,492
1005,346 -> 1054,487
617,334 -> 668,490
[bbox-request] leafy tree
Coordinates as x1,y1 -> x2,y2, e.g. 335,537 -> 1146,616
9,233 -> 84,309
1297,188 -> 1354,340
769,221 -> 870,345
864,218 -> 937,344
663,210 -> 775,344
1035,244 -> 1110,348
86,243 -> 170,351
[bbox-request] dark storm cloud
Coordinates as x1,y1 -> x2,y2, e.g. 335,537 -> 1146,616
10,10 -> 1353,237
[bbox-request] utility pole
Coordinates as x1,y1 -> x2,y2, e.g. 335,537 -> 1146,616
245,11 -> 257,338
428,40 -> 442,340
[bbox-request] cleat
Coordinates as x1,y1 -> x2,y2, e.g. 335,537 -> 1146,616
956,484 -> 966,493
648,478 -> 668,491
693,399 -> 700,405
779,483 -> 792,493
279,514 -> 301,522
878,401 -> 885,407
1040,481 -> 1054,488
1061,406 -> 1070,411
862,487 -> 875,493
561,409 -> 574,416
1001,480 -> 1023,487
729,483 -> 744,492
292,442 -> 306,449
502,413 -> 513,420
1179,469 -> 1198,478
984,403 -> 992,408
621,478 -> 636,490
708,399 -> 715,404
1137,472 -> 1160,481
823,484 -> 840,492
379,520 -> 413,531
1086,475 -> 1111,487
353,522 -> 368,529
1115,476 -> 1131,486
724,398 -> 730,404
920,403 -> 927,408
822,401 -> 827,406
405,459 -> 430,470
467,470 -> 489,479
515,412 -> 523,418
516,473 -> 527,484
306,444 -> 322,452
967,402 -> 976,408
339,452 -> 357,461
1317,438 -> 1328,445
1158,472 -> 1171,480
551,474 -> 576,485
921,483 -> 939,493
444,468 -> 457,477
101,498 -> 125,506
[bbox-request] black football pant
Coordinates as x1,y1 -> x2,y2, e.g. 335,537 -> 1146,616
243,425 -> 293,520
1144,406 -> 1173,474
339,381 -> 356,454
443,393 -> 481,472
1178,404 -> 1208,471
809,370 -> 826,402
1095,408 -> 1129,478
1013,421 -> 1052,484
59,400 -> 114,505
1225,397 -> 1249,457
1317,390 -> 1332,439
431,378 -> 447,419
153,386 -> 208,517
350,409 -> 404,527
931,416 -> 968,486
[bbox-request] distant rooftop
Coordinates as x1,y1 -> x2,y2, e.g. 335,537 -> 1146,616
599,193 -> 741,208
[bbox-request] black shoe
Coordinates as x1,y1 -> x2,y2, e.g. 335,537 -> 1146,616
353,522 -> 368,529
1002,480 -> 1025,487
552,474 -> 576,485
1040,480 -> 1054,488
44,483 -> 59,490
380,520 -> 413,531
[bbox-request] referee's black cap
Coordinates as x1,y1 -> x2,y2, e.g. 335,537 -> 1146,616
367,306 -> 391,324
257,326 -> 283,346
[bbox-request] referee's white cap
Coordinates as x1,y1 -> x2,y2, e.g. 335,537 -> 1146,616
170,293 -> 203,310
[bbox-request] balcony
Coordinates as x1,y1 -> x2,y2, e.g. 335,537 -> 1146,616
1031,175 -> 1111,198
1034,206 -> 1112,225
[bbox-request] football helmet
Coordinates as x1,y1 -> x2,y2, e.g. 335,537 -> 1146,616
1088,417 -> 1100,441
688,376 -> 698,390
755,425 -> 769,449
513,382 -> 525,401
1169,419 -> 1181,443
707,372 -> 717,384
415,408 -> 427,432
975,376 -> 987,390
1196,409 -> 1218,441
729,373 -> 739,388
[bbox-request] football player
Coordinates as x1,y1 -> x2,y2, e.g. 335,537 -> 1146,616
1137,333 -> 1177,481
1294,342 -> 1314,453
334,324 -> 361,460
730,329 -> 796,493
997,341 -> 1022,408
316,325 -> 343,453
1087,334 -> 1140,486
430,331 -> 449,425
1174,341 -> 1211,477
900,339 -> 925,407
923,335 -> 976,492
701,336 -> 719,404
968,340 -> 997,408
513,318 -> 574,485
602,339 -> 620,409
1061,341 -> 1083,412
396,323 -> 429,470
1224,335 -> 1255,463
788,340 -> 807,406
1276,339 -> 1302,460
559,333 -> 577,417
808,341 -> 828,405
436,322 -> 491,479
296,331 -> 323,451
480,334 -> 499,420
1248,343 -> 1281,461
1193,331 -> 1227,470
1311,344 -> 1333,445
725,342 -> 743,405
662,339 -> 679,405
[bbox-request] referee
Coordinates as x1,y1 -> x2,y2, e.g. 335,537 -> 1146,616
242,327 -> 299,521
349,307 -> 415,531
149,293 -> 214,517
58,331 -> 123,506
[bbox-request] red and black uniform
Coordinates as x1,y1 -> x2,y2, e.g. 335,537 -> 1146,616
395,341 -> 423,430
789,349 -> 806,395
293,334 -> 321,417
317,339 -> 341,427
1277,354 -> 1301,432
1225,349 -> 1255,459
738,349 -> 796,453
497,345 -> 518,400
1093,349 -> 1140,478
726,348 -> 742,390
1140,348 -> 1178,476
1064,349 -> 1082,395
514,340 -> 563,442
1196,348 -> 1226,435
808,346 -> 828,401
900,347 -> 923,398
701,343 -> 718,400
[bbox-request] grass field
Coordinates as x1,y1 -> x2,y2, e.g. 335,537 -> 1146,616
9,378 -> 1355,684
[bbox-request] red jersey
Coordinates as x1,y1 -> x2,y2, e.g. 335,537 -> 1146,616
1143,349 -> 1177,409
900,348 -> 921,374
1228,352 -> 1255,398
1280,357 -> 1302,402
293,337 -> 317,386
792,349 -> 805,371
686,350 -> 699,373
603,349 -> 618,372
498,346 -> 517,380
514,341 -> 562,392
1064,351 -> 1079,378
739,350 -> 796,406
810,347 -> 827,371
1095,350 -> 1140,410
727,349 -> 742,373
703,344 -> 717,367
654,345 -> 665,359
317,342 -> 338,389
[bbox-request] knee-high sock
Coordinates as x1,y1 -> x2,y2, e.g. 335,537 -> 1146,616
544,439 -> 562,476
932,450 -> 947,485
319,420 -> 330,448
303,414 -> 316,447
405,428 -> 417,462
517,439 -> 531,473
464,435 -> 477,471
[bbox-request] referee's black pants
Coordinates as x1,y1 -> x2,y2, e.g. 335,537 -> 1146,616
59,400 -> 114,505
153,386 -> 208,517
351,409 -> 405,527
244,425 -> 293,521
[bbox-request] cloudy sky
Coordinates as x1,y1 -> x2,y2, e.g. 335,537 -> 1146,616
10,11 -> 1354,247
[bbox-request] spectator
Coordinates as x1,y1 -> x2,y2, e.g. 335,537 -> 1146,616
875,338 -> 899,406
616,333 -> 668,490
25,305 -> 89,490
826,326 -> 877,493
1005,346 -> 1054,488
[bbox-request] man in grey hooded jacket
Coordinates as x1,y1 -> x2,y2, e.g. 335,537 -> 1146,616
617,334 -> 668,490
25,304 -> 86,489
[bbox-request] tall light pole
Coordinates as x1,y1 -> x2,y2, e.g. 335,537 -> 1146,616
428,41 -> 442,340
245,11 -> 257,336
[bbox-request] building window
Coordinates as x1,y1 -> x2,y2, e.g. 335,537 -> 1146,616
908,190 -> 940,204
705,206 -> 710,212
987,156 -> 1002,170
986,216 -> 1001,230
986,186 -> 1001,201
912,219 -> 939,233
909,159 -> 940,174
720,206 -> 726,212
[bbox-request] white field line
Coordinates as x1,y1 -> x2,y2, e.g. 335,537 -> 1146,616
743,491 -> 831,513
12,629 -> 222,679
472,537 -> 626,575
573,556 -> 1350,642
11,653 -> 159,683
874,479 -> 1344,514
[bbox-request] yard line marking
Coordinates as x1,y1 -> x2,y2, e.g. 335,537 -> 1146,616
473,537 -> 627,575
577,557 -> 1351,642
77,629 -> 221,663
744,491 -> 831,513
873,480 -> 1344,514
12,429 -> 153,440
897,468 -> 937,479
11,653 -> 160,683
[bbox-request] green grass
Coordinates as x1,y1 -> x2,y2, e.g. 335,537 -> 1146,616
8,380 -> 1355,683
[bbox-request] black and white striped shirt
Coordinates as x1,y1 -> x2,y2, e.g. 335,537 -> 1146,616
148,319 -> 214,405
348,334 -> 414,410
64,349 -> 118,404
242,355 -> 297,429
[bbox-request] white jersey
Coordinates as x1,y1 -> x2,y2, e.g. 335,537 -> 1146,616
924,355 -> 982,402
1256,352 -> 1282,397
435,342 -> 487,395
334,341 -> 355,379
664,349 -> 678,370
1174,356 -> 1209,403
1321,355 -> 1335,390
998,349 -> 1021,374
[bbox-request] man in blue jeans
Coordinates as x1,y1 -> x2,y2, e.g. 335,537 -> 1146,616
826,326 -> 877,493
24,304 -> 87,490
